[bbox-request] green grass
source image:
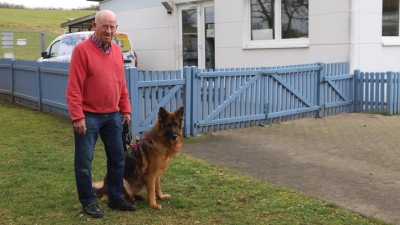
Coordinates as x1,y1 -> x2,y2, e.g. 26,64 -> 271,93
0,99 -> 391,224
0,8 -> 97,60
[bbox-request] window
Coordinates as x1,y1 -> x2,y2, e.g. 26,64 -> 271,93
382,0 -> 399,36
49,40 -> 60,58
244,0 -> 309,48
382,0 -> 400,45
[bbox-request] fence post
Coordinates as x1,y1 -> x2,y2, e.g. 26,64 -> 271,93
183,67 -> 192,137
191,66 -> 199,136
353,69 -> 360,113
387,71 -> 394,116
128,67 -> 140,137
40,31 -> 46,53
37,61 -> 43,111
316,61 -> 325,118
11,59 -> 14,103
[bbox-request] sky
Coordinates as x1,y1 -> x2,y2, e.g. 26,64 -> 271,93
1,0 -> 98,9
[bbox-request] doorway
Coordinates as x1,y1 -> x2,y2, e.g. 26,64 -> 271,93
179,1 -> 215,70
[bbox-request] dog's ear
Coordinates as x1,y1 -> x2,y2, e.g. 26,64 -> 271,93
158,107 -> 168,121
175,106 -> 184,119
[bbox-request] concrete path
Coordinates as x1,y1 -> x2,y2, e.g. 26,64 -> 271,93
182,113 -> 400,224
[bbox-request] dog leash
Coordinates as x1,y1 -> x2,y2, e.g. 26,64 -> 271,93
122,121 -> 132,152
131,136 -> 152,166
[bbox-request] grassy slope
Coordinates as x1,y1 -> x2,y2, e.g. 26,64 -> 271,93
0,8 -> 96,36
0,8 -> 96,60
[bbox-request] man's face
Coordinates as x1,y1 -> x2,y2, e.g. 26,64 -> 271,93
93,15 -> 118,46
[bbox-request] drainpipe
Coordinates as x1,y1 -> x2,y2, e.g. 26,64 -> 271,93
350,0 -> 360,73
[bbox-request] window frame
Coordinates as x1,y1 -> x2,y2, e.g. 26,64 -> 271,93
49,40 -> 60,58
243,0 -> 309,49
382,0 -> 400,46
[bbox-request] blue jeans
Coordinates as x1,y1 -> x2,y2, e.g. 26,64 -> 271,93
74,111 -> 125,206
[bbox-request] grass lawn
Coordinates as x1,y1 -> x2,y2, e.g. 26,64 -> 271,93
0,99 -> 391,225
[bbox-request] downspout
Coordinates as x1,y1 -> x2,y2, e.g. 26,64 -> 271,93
350,0 -> 360,72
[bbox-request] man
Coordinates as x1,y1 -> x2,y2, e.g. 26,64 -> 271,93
66,10 -> 136,218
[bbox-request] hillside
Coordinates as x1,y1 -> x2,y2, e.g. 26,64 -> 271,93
0,8 -> 97,60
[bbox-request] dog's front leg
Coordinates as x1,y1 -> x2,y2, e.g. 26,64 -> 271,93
145,175 -> 162,209
156,176 -> 171,199
123,179 -> 135,203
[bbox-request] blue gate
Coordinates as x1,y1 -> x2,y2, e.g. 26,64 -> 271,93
190,62 -> 354,136
321,62 -> 354,116
128,67 -> 191,137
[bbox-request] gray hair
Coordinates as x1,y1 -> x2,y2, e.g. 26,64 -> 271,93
95,10 -> 117,23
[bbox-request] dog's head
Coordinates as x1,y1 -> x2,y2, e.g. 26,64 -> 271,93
158,106 -> 184,141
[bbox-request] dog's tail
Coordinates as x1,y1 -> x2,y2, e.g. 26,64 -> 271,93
92,181 -> 106,199
93,179 -> 133,202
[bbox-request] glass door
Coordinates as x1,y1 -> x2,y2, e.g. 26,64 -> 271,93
180,4 -> 198,68
179,2 -> 215,69
203,2 -> 215,69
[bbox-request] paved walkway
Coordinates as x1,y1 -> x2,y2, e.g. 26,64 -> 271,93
182,113 -> 400,224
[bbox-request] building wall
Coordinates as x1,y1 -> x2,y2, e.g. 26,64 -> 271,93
100,0 -> 400,72
115,5 -> 178,71
100,0 -> 180,71
215,0 -> 351,69
356,0 -> 400,72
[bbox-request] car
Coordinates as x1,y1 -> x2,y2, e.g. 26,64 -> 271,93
38,31 -> 138,67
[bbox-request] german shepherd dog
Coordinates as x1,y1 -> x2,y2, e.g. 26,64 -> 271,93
93,106 -> 184,209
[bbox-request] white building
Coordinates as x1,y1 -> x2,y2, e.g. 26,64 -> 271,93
88,0 -> 400,72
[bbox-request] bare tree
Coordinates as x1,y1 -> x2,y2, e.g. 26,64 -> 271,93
182,9 -> 197,33
281,0 -> 308,38
251,0 -> 275,30
0,2 -> 25,9
250,0 -> 308,39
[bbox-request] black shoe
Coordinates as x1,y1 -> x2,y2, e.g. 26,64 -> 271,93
83,202 -> 104,218
107,197 -> 137,211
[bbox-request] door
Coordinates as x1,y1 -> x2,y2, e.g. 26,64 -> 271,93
179,1 -> 215,70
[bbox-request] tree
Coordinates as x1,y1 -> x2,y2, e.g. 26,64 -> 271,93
281,0 -> 308,38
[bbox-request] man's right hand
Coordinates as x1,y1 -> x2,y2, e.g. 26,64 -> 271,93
73,119 -> 86,135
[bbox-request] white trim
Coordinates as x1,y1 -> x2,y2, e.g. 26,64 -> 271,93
242,0 -> 310,50
382,37 -> 400,46
243,39 -> 309,49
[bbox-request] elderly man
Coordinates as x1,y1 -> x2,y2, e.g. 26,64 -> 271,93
66,10 -> 136,218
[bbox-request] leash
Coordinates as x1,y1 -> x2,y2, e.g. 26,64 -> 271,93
122,121 -> 132,152
131,136 -> 152,166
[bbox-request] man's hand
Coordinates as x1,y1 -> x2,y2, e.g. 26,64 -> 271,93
122,114 -> 131,124
73,119 -> 86,135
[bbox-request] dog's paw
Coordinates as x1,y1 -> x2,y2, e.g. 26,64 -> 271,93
159,194 -> 171,199
151,204 -> 162,210
127,196 -> 135,203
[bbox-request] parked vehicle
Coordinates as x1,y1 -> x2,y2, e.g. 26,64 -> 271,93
38,31 -> 138,67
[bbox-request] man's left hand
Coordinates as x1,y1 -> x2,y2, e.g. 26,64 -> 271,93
122,113 -> 131,124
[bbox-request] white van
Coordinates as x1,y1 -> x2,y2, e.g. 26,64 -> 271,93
38,31 -> 138,67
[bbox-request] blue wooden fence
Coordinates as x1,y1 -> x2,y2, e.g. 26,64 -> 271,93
354,70 -> 400,115
0,59 -> 396,137
127,67 -> 191,138
191,63 -> 327,136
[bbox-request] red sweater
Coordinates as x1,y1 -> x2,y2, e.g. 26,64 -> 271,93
66,38 -> 131,122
